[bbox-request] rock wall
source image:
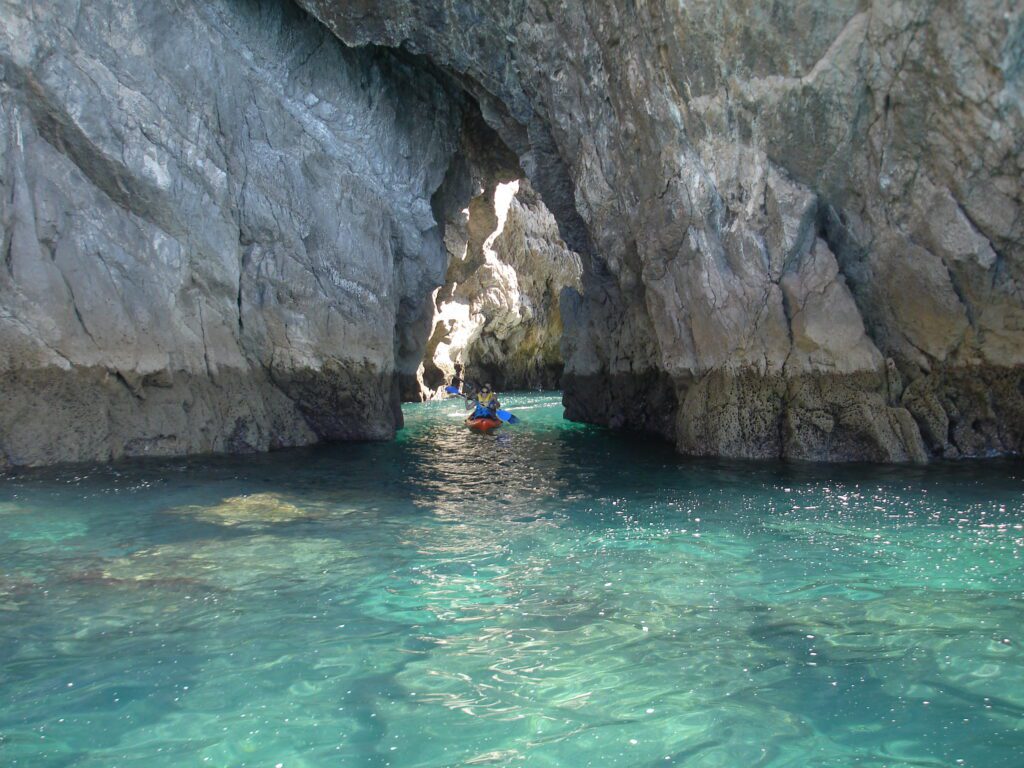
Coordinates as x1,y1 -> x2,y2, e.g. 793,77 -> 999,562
298,0 -> 1024,461
418,178 -> 582,396
0,0 -> 467,466
2,0 -> 1021,466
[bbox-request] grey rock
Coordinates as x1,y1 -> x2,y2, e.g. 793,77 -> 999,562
298,0 -> 1024,461
3,0 -> 1022,466
0,0 -> 467,466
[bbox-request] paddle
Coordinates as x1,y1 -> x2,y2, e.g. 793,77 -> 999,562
444,386 -> 520,425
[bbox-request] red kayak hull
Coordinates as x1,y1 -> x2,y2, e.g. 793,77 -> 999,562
465,416 -> 502,432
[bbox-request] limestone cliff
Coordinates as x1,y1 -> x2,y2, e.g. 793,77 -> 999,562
2,0 -> 1022,466
299,0 -> 1024,461
0,0 -> 467,466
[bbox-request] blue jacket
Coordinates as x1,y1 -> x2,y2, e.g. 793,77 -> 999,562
472,403 -> 496,419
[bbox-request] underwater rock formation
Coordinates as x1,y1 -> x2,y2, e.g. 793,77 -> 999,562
169,492 -> 310,527
299,0 -> 1024,461
0,0 -> 468,466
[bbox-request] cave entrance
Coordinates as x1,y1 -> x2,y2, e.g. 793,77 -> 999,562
413,176 -> 583,400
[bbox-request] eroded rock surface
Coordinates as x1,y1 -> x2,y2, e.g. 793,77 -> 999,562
300,0 -> 1024,461
2,0 -> 1022,466
418,178 -> 582,395
0,0 -> 467,466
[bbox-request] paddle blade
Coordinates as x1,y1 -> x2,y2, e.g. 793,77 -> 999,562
496,409 -> 520,425
444,386 -> 461,395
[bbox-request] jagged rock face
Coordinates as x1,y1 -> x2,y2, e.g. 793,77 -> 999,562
0,0 -> 465,466
299,0 -> 1024,461
2,0 -> 1021,466
418,178 -> 582,396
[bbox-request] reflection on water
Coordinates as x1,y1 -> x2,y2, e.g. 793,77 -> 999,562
0,392 -> 1022,767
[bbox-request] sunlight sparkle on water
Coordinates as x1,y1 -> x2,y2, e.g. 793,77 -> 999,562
0,393 -> 1022,767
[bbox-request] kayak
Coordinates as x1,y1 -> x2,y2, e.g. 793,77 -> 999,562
444,386 -> 520,426
465,415 -> 502,432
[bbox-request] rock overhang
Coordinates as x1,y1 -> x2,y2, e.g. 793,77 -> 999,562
1,0 -> 1022,466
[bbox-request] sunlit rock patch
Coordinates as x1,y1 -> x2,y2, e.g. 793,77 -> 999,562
167,492 -> 311,527
417,179 -> 582,395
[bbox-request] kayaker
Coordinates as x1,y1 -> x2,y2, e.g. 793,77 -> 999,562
471,383 -> 500,420
450,363 -> 466,393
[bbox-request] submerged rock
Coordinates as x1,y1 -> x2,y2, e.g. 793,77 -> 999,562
169,492 -> 310,527
95,535 -> 370,592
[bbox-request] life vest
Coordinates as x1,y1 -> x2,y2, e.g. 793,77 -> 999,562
471,392 -> 497,419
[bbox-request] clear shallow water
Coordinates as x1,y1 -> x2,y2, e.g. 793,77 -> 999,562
1,393 -> 1022,768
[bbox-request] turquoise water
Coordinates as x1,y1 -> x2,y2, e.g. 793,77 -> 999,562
1,392 -> 1022,767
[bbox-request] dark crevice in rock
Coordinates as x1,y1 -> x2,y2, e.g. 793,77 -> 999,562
818,203 -> 890,359
940,258 -> 976,329
564,369 -> 679,442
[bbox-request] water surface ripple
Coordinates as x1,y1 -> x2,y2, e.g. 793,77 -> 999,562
1,393 -> 1022,767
